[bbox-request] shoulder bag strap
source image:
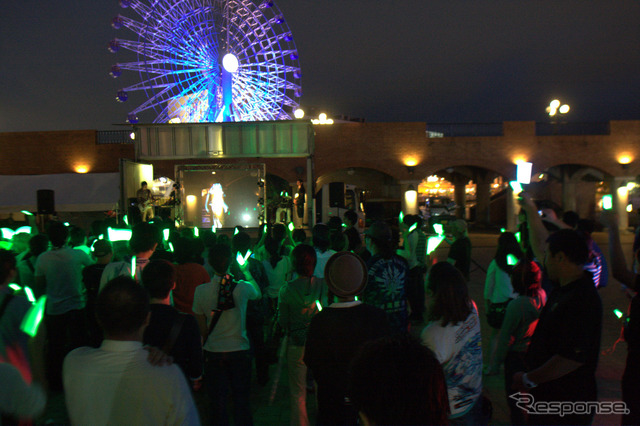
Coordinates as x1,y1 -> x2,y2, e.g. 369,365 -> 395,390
203,276 -> 239,345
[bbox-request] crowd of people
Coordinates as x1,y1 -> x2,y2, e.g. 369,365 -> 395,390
0,192 -> 637,425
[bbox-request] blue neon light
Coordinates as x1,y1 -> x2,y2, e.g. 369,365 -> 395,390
109,0 -> 302,124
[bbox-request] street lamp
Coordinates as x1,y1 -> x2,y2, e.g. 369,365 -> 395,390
546,99 -> 570,117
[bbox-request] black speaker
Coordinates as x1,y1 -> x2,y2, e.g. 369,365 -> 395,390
329,182 -> 344,208
37,189 -> 55,214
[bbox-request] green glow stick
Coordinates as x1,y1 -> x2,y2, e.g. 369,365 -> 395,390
236,250 -> 252,267
123,215 -> 129,226
98,234 -> 104,240
507,254 -> 519,266
23,286 -> 36,304
64,222 -> 70,227
614,309 -> 624,319
1,228 -> 15,239
409,223 -> 417,233
194,227 -> 199,237
515,232 -> 521,243
399,211 -> 404,224
131,256 -> 137,278
315,300 -> 323,312
168,242 -> 174,252
602,194 -> 613,210
342,223 -> 347,228
288,222 -> 295,232
20,296 -> 46,337
15,226 -> 32,234
500,228 -> 506,233
8,283 -> 21,292
20,210 -> 33,216
107,227 -> 132,242
163,228 -> 170,241
234,227 -> 240,236
509,181 -> 523,194
426,235 -> 445,255
433,223 -> 444,236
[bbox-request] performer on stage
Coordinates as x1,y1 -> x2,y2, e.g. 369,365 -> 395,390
294,179 -> 306,225
169,182 -> 183,222
137,181 -> 154,222
205,183 -> 228,229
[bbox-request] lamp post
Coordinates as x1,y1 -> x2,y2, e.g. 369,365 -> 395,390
546,99 -> 570,121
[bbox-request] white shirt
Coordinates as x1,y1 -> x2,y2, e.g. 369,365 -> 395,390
263,256 -> 291,298
484,259 -> 517,304
421,305 -> 483,418
35,247 -> 93,315
314,249 -> 336,279
99,257 -> 150,291
63,340 -> 200,426
192,275 -> 260,353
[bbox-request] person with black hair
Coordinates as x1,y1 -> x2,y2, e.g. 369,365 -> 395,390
601,211 -> 640,425
230,231 -> 271,386
15,233 -> 48,292
63,276 -> 199,425
99,222 -> 160,289
82,239 -> 113,346
34,221 -> 93,390
294,179 -> 306,225
484,232 -> 522,367
360,221 -> 409,334
142,260 -> 203,383
399,214 -> 427,322
193,243 -> 261,426
292,228 -> 307,246
421,261 -> 483,423
312,224 -> 335,296
137,180 -> 155,222
172,236 -> 210,315
343,209 -> 362,253
486,260 -> 546,424
514,193 -> 603,425
305,252 -> 390,425
0,249 -> 47,424
445,219 -> 472,281
348,334 -> 450,426
69,225 -> 91,256
278,243 -> 321,426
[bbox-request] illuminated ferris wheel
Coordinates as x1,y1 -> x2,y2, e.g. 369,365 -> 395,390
108,0 -> 302,124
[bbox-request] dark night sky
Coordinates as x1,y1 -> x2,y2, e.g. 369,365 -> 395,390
1,1 -> 639,132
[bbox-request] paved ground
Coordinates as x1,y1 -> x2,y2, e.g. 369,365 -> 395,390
41,231 -> 633,425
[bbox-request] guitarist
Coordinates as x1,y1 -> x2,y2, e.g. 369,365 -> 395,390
136,181 -> 154,222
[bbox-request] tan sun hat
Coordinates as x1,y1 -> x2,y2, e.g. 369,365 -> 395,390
324,251 -> 368,298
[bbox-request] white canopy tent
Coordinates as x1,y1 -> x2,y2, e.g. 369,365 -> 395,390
0,173 -> 120,213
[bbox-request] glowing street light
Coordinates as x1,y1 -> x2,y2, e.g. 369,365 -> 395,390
546,99 -> 570,117
294,108 -> 305,119
311,112 -> 334,125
